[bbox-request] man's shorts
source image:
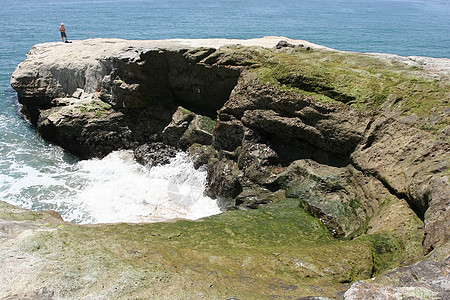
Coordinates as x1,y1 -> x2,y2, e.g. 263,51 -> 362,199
61,32 -> 67,38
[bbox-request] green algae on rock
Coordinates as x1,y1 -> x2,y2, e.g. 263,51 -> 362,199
219,45 -> 449,131
0,198 -> 424,299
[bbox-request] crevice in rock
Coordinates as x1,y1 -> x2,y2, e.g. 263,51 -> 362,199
378,177 -> 425,221
135,49 -> 242,119
278,75 -> 357,104
256,134 -> 351,168
307,204 -> 346,238
351,163 -> 425,222
19,95 -> 54,126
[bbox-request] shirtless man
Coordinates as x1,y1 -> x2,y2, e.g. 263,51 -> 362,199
59,23 -> 68,43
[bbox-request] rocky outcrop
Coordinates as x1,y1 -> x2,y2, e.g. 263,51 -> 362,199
203,70 -> 448,247
12,39 -> 247,158
351,109 -> 449,253
134,142 -> 178,167
218,71 -> 370,158
0,198 -> 425,300
344,258 -> 450,299
9,37 -> 450,298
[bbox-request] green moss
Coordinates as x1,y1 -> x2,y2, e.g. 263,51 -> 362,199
350,197 -> 361,211
198,115 -> 216,133
3,197 -> 423,299
220,46 -> 449,131
181,107 -> 192,115
73,99 -> 112,117
358,234 -> 404,275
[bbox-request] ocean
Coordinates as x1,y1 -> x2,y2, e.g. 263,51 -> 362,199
0,0 -> 449,223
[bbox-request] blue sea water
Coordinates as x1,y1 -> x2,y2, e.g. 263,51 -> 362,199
0,0 -> 449,223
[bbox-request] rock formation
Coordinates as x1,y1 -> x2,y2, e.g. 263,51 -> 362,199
7,37 -> 450,299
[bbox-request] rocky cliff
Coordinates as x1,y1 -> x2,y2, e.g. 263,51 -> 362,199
7,37 -> 450,299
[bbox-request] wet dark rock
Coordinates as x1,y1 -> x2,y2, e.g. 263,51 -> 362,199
134,142 -> 178,167
235,185 -> 284,209
160,106 -> 214,149
188,143 -> 215,169
161,106 -> 196,146
275,40 -> 296,49
36,98 -> 137,159
212,117 -> 245,152
308,205 -> 346,238
179,114 -> 214,147
205,157 -> 243,209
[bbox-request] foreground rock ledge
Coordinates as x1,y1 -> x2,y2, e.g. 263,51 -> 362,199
1,199 -> 447,299
8,37 -> 450,299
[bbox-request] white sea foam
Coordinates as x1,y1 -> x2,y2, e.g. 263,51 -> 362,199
2,90 -> 219,224
68,150 -> 221,224
1,133 -> 221,223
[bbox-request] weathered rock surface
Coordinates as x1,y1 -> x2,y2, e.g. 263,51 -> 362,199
9,37 -> 450,299
160,106 -> 214,149
344,258 -> 450,300
134,142 -> 178,167
220,71 -> 370,157
0,197 -> 426,300
351,109 -> 449,253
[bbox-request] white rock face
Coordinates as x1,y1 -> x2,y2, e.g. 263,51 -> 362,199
10,37 -> 326,95
12,36 -> 449,101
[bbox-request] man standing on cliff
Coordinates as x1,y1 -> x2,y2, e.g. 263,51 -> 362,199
59,23 -> 69,43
